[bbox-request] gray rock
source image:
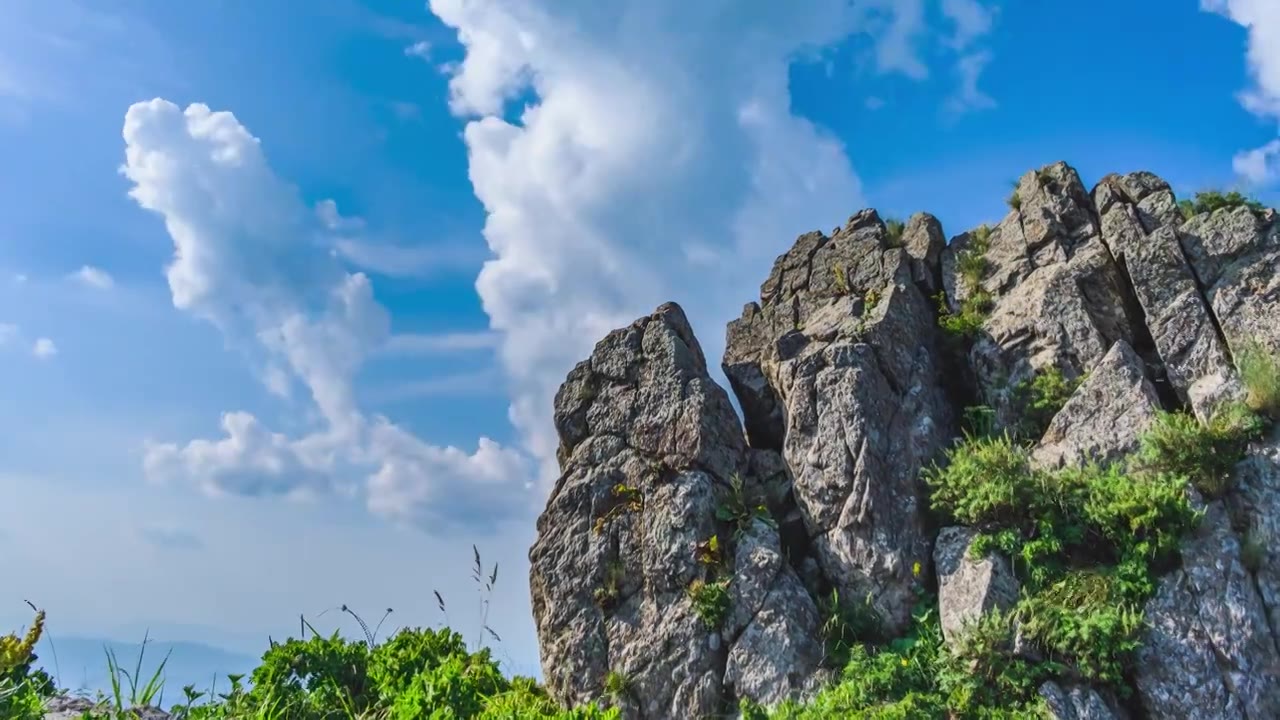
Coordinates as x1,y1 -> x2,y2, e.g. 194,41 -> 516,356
1032,339 -> 1162,470
1179,207 -> 1280,357
1093,175 -> 1241,419
944,162 -> 1139,433
1227,427 -> 1280,654
1038,681 -> 1128,720
934,526 -> 1018,643
724,210 -> 954,633
1135,500 -> 1280,719
531,302 -> 823,717
901,212 -> 946,295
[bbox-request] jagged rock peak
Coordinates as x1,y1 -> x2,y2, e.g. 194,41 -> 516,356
531,160 -> 1280,718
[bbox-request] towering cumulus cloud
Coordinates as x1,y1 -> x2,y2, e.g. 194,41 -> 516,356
122,99 -> 530,531
428,0 -> 867,481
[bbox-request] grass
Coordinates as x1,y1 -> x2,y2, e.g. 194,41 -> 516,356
1237,342 -> 1280,420
937,224 -> 995,338
686,579 -> 731,630
884,218 -> 906,248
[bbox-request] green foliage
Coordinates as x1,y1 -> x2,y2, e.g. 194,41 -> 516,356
832,263 -> 851,296
938,225 -> 994,338
884,218 -> 906,248
763,604 -> 1049,719
1177,189 -> 1266,220
601,671 -> 632,703
1236,342 -> 1280,420
686,579 -> 731,629
592,483 -> 642,535
1012,366 -> 1082,439
1134,404 -> 1264,497
0,606 -> 54,720
1007,190 -> 1022,211
919,403 -> 1264,699
593,561 -> 625,611
863,288 -> 881,315
715,474 -> 774,537
818,590 -> 886,668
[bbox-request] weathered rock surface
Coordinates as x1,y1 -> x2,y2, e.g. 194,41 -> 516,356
531,303 -> 822,718
1179,206 -> 1280,356
934,526 -> 1018,643
1093,174 -> 1241,419
723,209 -> 954,633
1032,339 -> 1162,470
942,162 -> 1139,431
1135,499 -> 1280,719
531,161 -> 1280,718
1038,682 -> 1127,720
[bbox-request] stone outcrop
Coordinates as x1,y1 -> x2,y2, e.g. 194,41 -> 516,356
530,303 -> 822,717
722,209 -> 954,634
1031,339 -> 1162,470
529,161 -> 1280,718
933,526 -> 1018,642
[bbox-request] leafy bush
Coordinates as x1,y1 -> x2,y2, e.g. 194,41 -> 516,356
1134,404 -> 1264,497
1177,189 -> 1266,220
686,579 -> 731,629
938,225 -> 994,338
884,218 -> 906,248
818,589 -> 886,668
1013,366 -> 1082,439
1236,342 -> 1280,420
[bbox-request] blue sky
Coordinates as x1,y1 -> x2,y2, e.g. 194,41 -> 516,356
2,0 -> 1278,687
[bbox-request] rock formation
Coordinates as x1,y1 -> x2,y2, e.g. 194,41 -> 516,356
529,161 -> 1280,718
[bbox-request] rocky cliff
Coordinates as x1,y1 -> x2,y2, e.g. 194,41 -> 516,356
529,162 -> 1280,719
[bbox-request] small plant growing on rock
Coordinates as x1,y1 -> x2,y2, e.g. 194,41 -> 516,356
1236,342 -> 1280,420
1012,366 -> 1083,439
818,589 -> 885,668
1177,189 -> 1266,221
594,561 -> 626,611
716,474 -> 773,536
832,263 -> 851,296
593,482 -> 643,535
938,225 -> 994,338
602,670 -> 633,703
1034,167 -> 1054,186
686,579 -> 731,630
1006,180 -> 1024,211
862,288 -> 881,315
695,534 -> 723,566
884,218 -> 906,248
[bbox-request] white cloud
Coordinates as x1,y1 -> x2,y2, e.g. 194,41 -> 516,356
32,337 -> 57,359
0,323 -> 16,345
405,40 -> 432,60
332,238 -> 482,278
429,0 -> 869,481
941,0 -> 996,50
121,99 -> 532,531
71,265 -> 114,290
1234,138 -> 1280,184
945,50 -> 997,116
856,0 -> 929,79
865,96 -> 886,110
1201,0 -> 1280,184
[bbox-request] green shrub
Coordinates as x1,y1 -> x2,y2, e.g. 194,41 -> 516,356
1177,189 -> 1266,220
924,433 -> 1034,527
938,225 -> 994,337
1007,190 -> 1022,211
1013,366 -> 1082,439
818,590 -> 886,668
884,218 -> 906,248
1135,404 -> 1264,497
686,579 -> 731,630
1236,343 -> 1280,420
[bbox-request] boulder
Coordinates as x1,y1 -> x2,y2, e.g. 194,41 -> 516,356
934,526 -> 1018,643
